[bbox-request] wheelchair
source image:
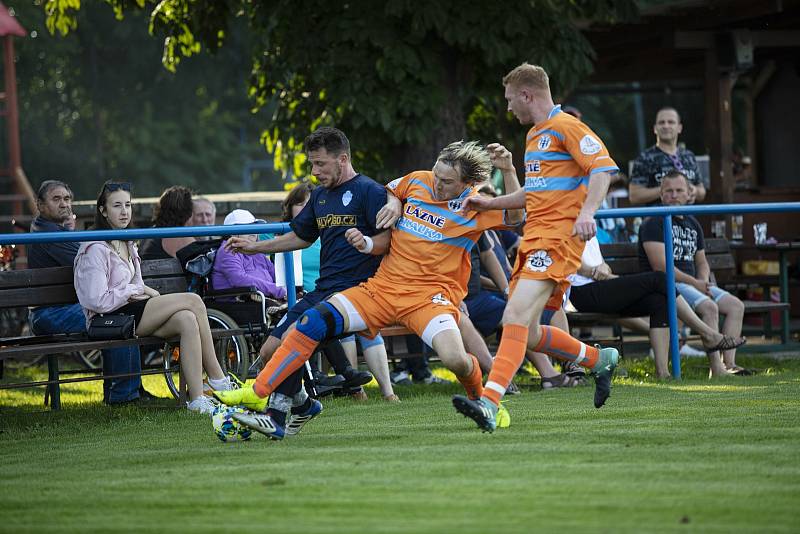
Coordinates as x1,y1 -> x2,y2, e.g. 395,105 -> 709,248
147,239 -> 286,398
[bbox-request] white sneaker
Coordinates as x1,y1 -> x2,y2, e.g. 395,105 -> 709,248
186,395 -> 218,415
204,375 -> 240,394
679,344 -> 706,358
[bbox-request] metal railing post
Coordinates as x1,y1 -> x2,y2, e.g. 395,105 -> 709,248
662,215 -> 681,379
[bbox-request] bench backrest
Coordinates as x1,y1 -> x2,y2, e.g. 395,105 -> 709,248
0,258 -> 188,309
600,238 -> 736,278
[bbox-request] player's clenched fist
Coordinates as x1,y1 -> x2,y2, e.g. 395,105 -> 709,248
345,228 -> 369,252
486,142 -> 514,172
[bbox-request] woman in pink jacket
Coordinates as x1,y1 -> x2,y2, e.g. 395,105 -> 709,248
74,181 -> 234,414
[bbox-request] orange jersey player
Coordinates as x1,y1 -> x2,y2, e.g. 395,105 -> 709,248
453,63 -> 621,432
218,141 -> 523,439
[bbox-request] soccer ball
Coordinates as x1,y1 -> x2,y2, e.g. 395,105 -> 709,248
211,406 -> 253,442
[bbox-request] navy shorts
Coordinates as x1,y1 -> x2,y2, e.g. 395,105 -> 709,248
269,288 -> 335,340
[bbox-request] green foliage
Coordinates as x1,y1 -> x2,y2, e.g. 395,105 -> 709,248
42,0 -> 637,183
15,1 -> 274,199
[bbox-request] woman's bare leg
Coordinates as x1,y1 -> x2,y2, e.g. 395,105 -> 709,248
146,310 -> 204,400
137,294 -> 224,381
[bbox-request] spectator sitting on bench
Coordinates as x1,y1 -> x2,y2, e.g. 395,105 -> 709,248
212,209 -> 287,301
29,179 -> 144,405
140,185 -> 196,260
638,171 -> 747,375
192,196 -> 217,241
569,236 -> 745,378
74,181 -> 236,414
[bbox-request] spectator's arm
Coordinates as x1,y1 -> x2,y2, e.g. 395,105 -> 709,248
162,236 -> 195,258
628,183 -> 662,205
691,182 -> 706,203
695,249 -> 711,284
479,247 -> 509,295
642,241 -> 698,285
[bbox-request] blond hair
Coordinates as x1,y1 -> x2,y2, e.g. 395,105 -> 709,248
437,141 -> 492,186
502,63 -> 549,91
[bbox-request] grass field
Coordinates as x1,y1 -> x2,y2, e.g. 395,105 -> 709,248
1,355 -> 799,533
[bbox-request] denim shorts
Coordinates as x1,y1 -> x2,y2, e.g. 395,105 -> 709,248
676,282 -> 730,310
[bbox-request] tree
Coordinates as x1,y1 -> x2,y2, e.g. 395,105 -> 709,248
14,1 -> 275,199
44,0 -> 637,183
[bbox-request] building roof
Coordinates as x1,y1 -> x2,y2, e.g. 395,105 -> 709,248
0,3 -> 26,37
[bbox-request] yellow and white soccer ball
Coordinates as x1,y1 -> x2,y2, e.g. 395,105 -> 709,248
212,406 -> 253,442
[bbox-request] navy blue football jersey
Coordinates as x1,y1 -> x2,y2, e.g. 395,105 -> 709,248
290,174 -> 386,292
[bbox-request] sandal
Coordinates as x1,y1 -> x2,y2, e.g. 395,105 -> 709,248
541,374 -> 577,390
704,335 -> 746,353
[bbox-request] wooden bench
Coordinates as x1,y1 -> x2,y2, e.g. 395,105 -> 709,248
0,258 -> 252,409
569,238 -> 791,348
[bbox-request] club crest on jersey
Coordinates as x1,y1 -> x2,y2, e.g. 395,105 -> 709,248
448,199 -> 463,212
525,250 -> 553,272
342,190 -> 353,206
579,135 -> 602,155
431,293 -> 451,306
537,135 -> 551,150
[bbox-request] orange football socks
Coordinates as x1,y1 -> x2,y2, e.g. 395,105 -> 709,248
533,325 -> 599,369
483,324 -> 528,406
456,353 -> 484,400
254,330 -> 319,398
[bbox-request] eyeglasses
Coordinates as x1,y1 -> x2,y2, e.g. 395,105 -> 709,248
104,182 -> 132,192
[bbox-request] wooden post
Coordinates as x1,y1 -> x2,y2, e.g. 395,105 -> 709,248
705,44 -> 737,238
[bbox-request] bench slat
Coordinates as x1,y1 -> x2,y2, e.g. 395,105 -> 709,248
0,265 -> 73,289
0,327 -> 249,360
2,284 -> 77,307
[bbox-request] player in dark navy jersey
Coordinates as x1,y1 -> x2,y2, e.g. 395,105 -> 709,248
223,127 -> 400,434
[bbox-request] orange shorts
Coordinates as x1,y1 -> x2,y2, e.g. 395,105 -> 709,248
509,235 -> 585,310
333,277 -> 461,345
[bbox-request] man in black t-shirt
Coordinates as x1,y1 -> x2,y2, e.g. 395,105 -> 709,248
629,107 -> 707,206
638,171 -> 745,375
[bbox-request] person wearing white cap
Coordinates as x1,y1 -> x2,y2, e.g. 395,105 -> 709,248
210,209 -> 287,301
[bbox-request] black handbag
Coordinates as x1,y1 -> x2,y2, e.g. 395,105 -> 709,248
87,314 -> 136,340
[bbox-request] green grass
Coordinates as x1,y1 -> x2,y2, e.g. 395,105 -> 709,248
1,356 -> 800,533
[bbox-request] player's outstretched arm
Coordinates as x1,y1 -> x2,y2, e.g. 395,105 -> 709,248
462,188 -> 526,214
226,231 -> 312,255
573,171 -> 611,241
376,192 -> 402,229
345,228 -> 390,256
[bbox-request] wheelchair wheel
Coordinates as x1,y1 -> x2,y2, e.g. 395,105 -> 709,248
162,308 -> 251,399
207,308 -> 250,380
75,349 -> 102,369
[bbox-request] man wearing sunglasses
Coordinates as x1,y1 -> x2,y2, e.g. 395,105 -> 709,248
629,107 -> 707,206
28,180 -> 146,405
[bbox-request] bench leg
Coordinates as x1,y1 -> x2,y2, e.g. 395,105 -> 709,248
46,355 -> 61,410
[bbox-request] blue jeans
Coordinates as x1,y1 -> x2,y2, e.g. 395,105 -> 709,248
30,304 -> 141,403
464,290 -> 506,337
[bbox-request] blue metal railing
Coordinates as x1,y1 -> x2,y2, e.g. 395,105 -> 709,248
3,202 -> 799,379
595,202 -> 800,379
0,222 -> 299,307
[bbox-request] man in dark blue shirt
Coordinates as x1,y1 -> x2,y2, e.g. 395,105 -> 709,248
224,127 -> 401,434
28,180 -> 143,404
